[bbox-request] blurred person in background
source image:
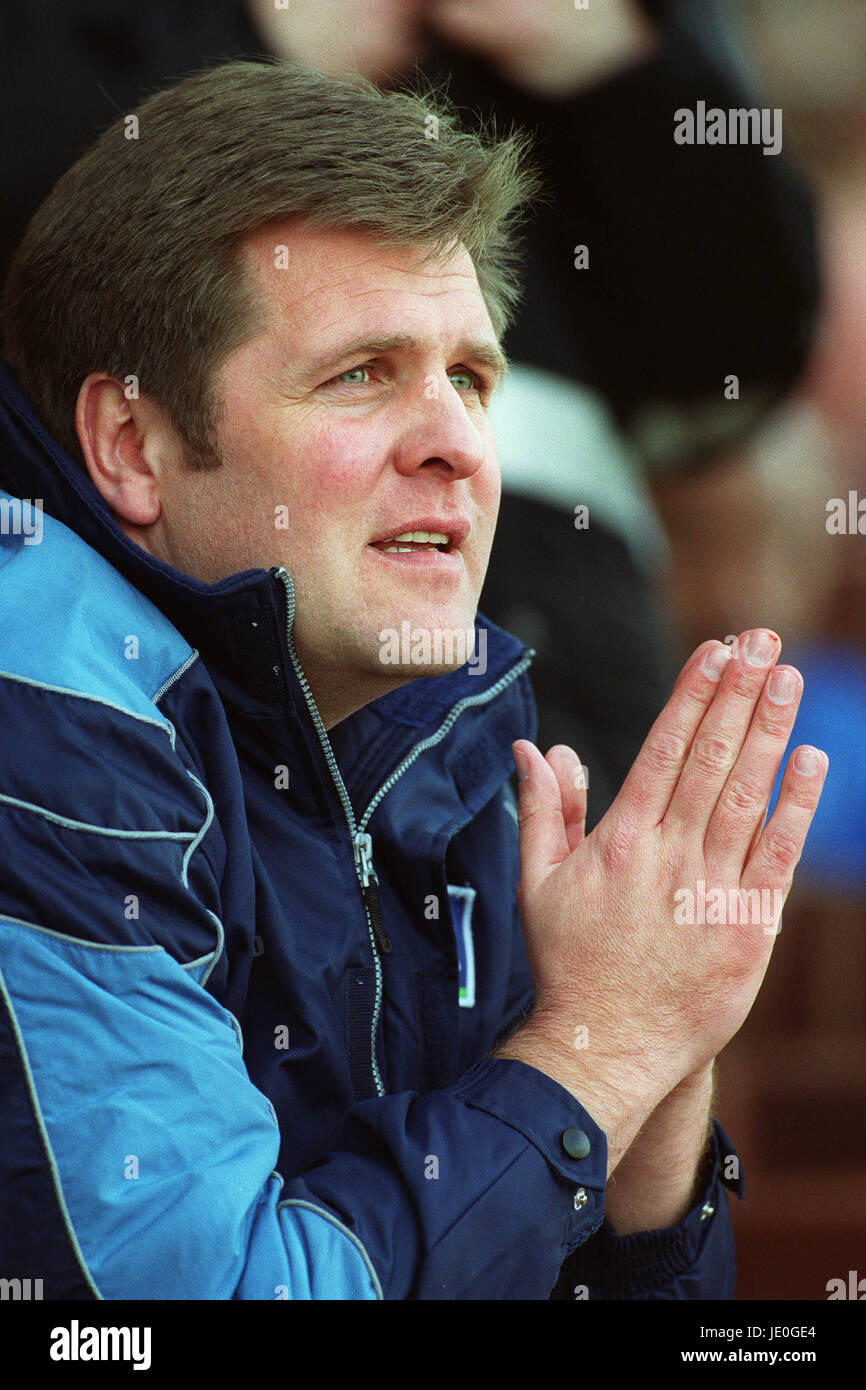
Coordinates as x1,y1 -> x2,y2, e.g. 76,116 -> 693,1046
647,0 -> 866,1298
672,0 -> 866,897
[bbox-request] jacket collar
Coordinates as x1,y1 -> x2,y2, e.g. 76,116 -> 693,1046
0,361 -> 531,793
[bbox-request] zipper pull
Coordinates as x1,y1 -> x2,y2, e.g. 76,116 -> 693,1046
363,875 -> 392,957
354,832 -> 392,955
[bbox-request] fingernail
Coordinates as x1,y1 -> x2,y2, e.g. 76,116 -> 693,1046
767,667 -> 800,705
513,745 -> 529,783
794,746 -> 821,776
703,644 -> 732,681
744,630 -> 779,668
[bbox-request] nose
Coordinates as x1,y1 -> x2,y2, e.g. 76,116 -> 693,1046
389,378 -> 490,482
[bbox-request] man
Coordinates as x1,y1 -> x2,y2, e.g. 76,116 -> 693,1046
0,60 -> 825,1299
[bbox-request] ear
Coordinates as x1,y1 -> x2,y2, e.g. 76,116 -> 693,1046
75,373 -> 178,526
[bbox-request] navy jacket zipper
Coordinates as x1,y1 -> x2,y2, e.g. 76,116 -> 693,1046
273,566 -> 532,1098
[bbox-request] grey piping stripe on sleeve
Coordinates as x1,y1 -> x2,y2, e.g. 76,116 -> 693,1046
0,915 -> 165,954
0,792 -> 196,839
151,649 -> 200,704
0,959 -> 103,1300
0,667 -> 174,735
276,1198 -> 384,1300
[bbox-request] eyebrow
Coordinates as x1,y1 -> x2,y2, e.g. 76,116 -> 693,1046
299,332 -> 509,387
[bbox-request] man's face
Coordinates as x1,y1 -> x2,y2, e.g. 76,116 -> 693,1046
148,221 -> 503,723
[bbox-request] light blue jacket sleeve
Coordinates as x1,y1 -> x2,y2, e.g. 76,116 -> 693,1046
0,917 -> 382,1300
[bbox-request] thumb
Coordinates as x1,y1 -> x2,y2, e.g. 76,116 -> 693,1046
513,739 -> 572,898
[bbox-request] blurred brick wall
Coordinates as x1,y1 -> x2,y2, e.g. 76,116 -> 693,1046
716,889 -> 866,1299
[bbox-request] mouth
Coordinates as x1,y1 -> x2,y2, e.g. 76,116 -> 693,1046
370,529 -> 451,554
368,516 -> 470,551
366,519 -> 470,571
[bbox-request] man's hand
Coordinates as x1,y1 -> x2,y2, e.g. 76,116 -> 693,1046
496,629 -> 827,1172
427,0 -> 658,98
249,0 -> 656,94
245,0 -> 429,81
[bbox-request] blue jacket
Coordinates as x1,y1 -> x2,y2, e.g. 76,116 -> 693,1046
0,361 -> 744,1299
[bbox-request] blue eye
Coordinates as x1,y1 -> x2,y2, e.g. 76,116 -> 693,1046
327,364 -> 489,395
449,370 -> 477,392
336,366 -> 370,384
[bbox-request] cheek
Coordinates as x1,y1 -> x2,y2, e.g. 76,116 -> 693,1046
475,449 -> 501,525
304,419 -> 380,502
275,421 -> 381,565
230,412 -> 376,533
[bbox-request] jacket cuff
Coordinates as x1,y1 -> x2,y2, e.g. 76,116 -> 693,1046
564,1118 -> 744,1296
450,1055 -> 609,1250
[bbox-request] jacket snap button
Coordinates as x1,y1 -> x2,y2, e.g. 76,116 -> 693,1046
561,1127 -> 591,1159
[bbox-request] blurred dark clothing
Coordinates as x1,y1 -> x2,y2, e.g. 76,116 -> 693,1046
2,2 -> 818,445
480,495 -> 677,827
422,8 -> 819,463
0,1 -> 265,284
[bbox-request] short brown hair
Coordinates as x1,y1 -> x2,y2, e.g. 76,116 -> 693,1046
1,59 -> 541,469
